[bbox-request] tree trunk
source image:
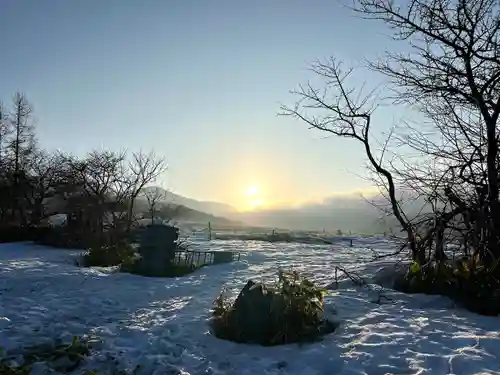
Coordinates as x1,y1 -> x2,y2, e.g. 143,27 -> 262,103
486,122 -> 500,264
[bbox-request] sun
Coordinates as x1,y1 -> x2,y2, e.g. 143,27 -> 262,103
242,185 -> 265,210
245,185 -> 259,197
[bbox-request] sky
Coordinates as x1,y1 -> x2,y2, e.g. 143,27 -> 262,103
0,0 -> 406,210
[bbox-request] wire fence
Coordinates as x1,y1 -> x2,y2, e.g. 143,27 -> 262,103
171,249 -> 241,268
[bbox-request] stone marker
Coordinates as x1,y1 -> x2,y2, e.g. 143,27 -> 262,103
137,224 -> 179,275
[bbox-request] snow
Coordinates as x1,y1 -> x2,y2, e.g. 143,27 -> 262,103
1,238 -> 499,375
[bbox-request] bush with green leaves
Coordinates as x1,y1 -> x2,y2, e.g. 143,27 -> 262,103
395,259 -> 500,316
81,240 -> 137,267
211,270 -> 337,346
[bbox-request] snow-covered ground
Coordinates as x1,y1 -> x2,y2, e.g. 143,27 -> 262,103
0,238 -> 499,375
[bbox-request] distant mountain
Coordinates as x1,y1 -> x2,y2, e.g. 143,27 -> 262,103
138,187 -> 240,226
232,194 -> 429,234
140,187 -> 430,234
142,187 -> 237,218
233,198 -> 387,233
163,204 -> 238,225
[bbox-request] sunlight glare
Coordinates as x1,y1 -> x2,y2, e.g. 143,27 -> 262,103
248,198 -> 265,208
245,185 -> 259,197
240,184 -> 267,210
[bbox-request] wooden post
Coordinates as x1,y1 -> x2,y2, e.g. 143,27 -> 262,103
208,222 -> 212,241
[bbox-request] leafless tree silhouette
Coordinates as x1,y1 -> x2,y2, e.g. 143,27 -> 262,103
143,187 -> 166,225
282,0 -> 500,270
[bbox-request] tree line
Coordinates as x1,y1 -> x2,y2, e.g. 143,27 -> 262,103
0,92 -> 166,245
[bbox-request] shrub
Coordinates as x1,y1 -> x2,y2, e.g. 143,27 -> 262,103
0,226 -> 51,244
211,270 -> 337,346
35,226 -> 92,249
395,260 -> 500,316
81,240 -> 137,267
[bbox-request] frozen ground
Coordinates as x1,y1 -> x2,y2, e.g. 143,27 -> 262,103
0,238 -> 499,375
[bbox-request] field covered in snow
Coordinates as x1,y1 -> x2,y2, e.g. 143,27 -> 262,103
1,238 -> 500,375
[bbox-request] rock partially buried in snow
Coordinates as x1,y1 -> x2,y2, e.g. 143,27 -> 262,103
229,280 -> 275,343
212,274 -> 338,346
372,262 -> 408,288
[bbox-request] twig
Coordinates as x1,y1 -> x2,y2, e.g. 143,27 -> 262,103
334,265 -> 366,287
371,241 -> 408,260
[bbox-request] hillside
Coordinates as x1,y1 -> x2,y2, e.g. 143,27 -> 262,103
141,188 -> 431,234
142,187 -> 237,218
135,193 -> 240,226
159,204 -> 240,226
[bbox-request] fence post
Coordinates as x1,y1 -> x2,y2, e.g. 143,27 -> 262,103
335,267 -> 338,289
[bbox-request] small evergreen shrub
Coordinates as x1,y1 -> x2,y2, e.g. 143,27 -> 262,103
395,259 -> 500,316
211,270 -> 337,346
81,240 -> 137,267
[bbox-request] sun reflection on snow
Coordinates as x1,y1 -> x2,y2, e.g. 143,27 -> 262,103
128,297 -> 192,329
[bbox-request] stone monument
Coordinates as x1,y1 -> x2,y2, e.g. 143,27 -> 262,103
137,224 -> 179,276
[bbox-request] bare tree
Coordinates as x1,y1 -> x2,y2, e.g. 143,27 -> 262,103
354,0 -> 500,263
124,151 -> 167,230
280,59 -> 421,261
0,101 -> 11,167
60,149 -> 166,237
7,92 -> 36,178
143,187 -> 166,225
25,150 -> 66,226
0,93 -> 38,225
283,0 -> 500,266
61,150 -> 126,239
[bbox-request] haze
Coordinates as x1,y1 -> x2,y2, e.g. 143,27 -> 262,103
1,0 -> 403,222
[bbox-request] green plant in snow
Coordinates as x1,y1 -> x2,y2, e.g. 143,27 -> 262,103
396,259 -> 500,316
82,240 -> 137,267
212,269 -> 337,346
